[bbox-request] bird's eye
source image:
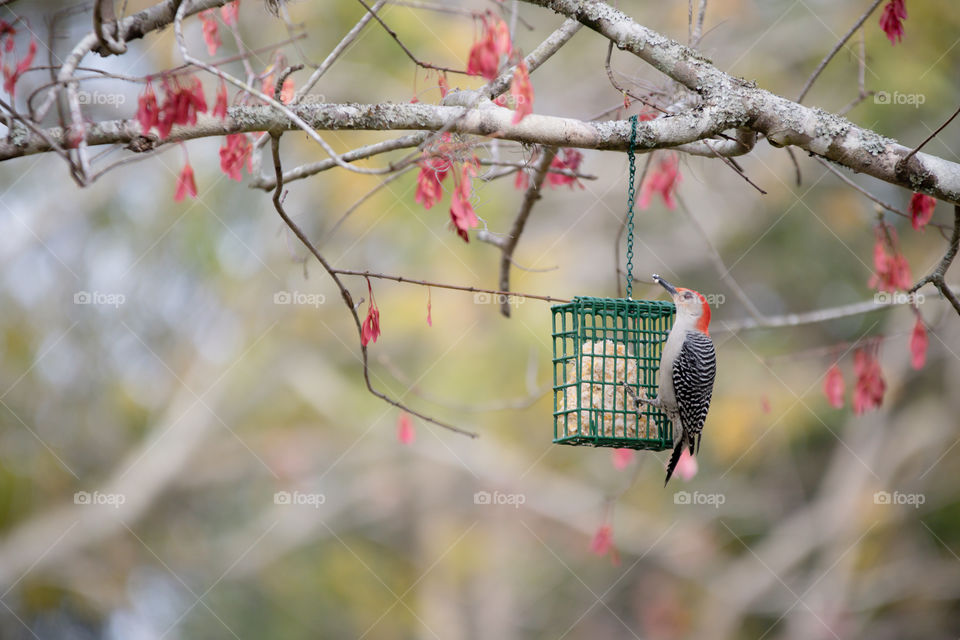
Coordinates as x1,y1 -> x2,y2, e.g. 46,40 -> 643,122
684,292 -> 692,299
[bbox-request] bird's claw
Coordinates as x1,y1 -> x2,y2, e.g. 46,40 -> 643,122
622,384 -> 650,408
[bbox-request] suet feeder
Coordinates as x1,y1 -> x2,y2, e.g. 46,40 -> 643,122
550,115 -> 676,451
551,297 -> 674,450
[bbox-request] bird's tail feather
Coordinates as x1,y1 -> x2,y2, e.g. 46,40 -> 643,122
664,438 -> 685,487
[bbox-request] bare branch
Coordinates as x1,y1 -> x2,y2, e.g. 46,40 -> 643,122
480,18 -> 582,100
702,137 -> 766,194
250,1 -> 386,167
909,205 -> 960,317
330,269 -> 570,304
604,40 -> 669,115
292,0 -> 386,105
478,158 -> 596,181
268,133 -> 478,438
692,0 -> 707,46
93,0 -> 127,55
795,0 -> 884,103
900,104 -> 960,167
815,157 -> 952,233
322,166 -> 416,243
354,0 -> 468,75
498,147 -> 557,317
252,132 -> 429,190
718,297 -> 896,333
675,193 -> 766,321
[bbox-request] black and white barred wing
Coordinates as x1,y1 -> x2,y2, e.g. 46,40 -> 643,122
671,330 -> 716,453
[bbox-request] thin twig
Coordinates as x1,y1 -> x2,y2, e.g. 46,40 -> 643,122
785,147 -> 802,186
796,0 -> 884,103
88,142 -> 176,182
331,269 -> 570,304
269,133 -> 477,438
837,26 -> 872,116
354,0 -> 469,75
253,133 -> 429,190
815,157 -> 952,233
838,90 -> 876,116
909,205 -> 960,318
479,158 -> 596,181
604,41 -> 669,115
675,192 -> 766,321
901,104 -> 960,167
703,139 -> 767,194
691,0 -> 707,47
322,166 -> 416,244
172,1 -> 392,176
293,1 -> 385,105
718,297 -> 897,333
498,147 -> 557,317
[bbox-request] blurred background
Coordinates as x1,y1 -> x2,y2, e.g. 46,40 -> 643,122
1,0 -> 959,638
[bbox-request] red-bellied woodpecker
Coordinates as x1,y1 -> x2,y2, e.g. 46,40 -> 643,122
634,274 -> 716,486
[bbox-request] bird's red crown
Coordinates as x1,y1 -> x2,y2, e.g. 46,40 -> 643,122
677,287 -> 711,335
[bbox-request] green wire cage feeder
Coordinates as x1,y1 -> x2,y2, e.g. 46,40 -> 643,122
551,297 -> 675,450
551,115 -> 676,451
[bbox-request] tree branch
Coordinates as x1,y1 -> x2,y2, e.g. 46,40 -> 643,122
909,205 -> 960,317
480,18 -> 582,100
498,147 -> 557,317
92,0 -> 127,55
675,193 -> 766,321
330,268 -> 570,304
816,156 -> 953,234
519,0 -> 960,205
353,0 -> 468,75
0,100 -> 744,160
718,297 -> 898,333
268,133 -> 477,438
795,0 -> 884,103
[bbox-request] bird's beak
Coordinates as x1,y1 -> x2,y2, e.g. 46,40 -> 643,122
652,274 -> 677,296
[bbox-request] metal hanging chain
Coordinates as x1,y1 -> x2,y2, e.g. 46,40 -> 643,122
625,114 -> 639,299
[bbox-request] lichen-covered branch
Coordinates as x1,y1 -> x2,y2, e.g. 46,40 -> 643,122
0,100 -> 744,161
520,0 -> 960,205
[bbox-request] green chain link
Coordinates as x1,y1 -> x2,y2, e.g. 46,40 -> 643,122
625,114 -> 639,299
